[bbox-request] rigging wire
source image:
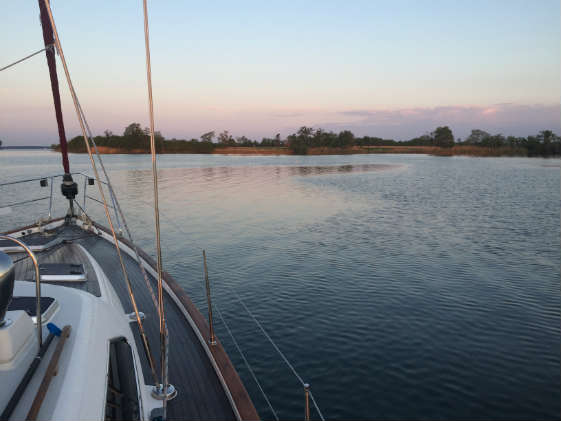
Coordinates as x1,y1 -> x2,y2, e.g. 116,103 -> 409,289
85,186 -> 327,419
0,44 -> 53,72
75,93 -> 160,318
141,0 -> 170,414
24,2 -> 322,419
308,390 -> 325,421
215,304 -> 280,421
231,289 -> 326,421
41,0 -> 160,387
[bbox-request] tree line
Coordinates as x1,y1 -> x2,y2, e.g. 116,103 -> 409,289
58,123 -> 560,156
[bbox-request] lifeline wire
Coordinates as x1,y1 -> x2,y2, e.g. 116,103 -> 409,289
215,304 -> 280,421
232,289 -> 326,421
98,191 -> 327,419
0,44 -> 53,72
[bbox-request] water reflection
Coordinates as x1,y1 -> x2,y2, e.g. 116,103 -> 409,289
1,152 -> 559,420
288,163 -> 398,176
113,163 -> 393,247
121,163 -> 400,185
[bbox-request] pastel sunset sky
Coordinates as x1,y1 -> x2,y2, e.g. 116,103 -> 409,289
1,0 -> 560,145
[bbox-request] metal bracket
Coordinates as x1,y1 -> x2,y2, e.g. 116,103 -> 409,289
151,384 -> 177,401
126,311 -> 146,322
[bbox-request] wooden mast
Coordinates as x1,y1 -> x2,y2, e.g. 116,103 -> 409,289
38,0 -> 70,174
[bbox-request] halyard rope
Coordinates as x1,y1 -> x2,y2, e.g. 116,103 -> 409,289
0,44 -> 53,72
215,304 -> 280,421
104,189 -> 325,421
141,0 -> 170,416
108,193 -> 327,419
42,0 -> 160,387
75,92 -> 161,319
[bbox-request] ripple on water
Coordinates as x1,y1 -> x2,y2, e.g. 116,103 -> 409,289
0,153 -> 559,420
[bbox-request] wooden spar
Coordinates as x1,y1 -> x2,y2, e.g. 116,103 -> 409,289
26,325 -> 72,421
38,0 -> 70,174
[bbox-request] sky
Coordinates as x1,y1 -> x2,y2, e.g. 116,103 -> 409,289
1,0 -> 560,145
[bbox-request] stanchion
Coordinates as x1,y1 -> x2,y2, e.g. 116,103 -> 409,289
304,383 -> 311,421
203,250 -> 216,345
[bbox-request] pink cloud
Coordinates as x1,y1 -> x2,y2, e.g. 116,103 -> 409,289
319,104 -> 561,140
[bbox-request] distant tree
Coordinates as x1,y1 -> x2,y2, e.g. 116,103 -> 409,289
297,126 -> 314,138
288,137 -> 308,154
287,126 -> 316,154
465,129 -> 490,144
104,130 -> 113,138
0,139 -> 2,148
236,135 -> 254,146
506,136 -> 520,147
154,131 -> 164,142
123,123 -> 144,137
432,126 -> 454,147
406,134 -> 432,146
312,128 -> 325,147
482,134 -> 505,148
260,133 -> 282,147
538,130 -> 555,144
260,137 -> 272,146
338,130 -> 355,147
218,130 -> 235,145
200,131 -> 215,143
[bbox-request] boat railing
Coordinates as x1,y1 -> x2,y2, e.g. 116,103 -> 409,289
202,250 -> 325,421
73,172 -> 123,233
0,172 -> 122,233
0,236 -> 42,350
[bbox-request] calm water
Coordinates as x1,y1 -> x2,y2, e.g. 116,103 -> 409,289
1,150 -> 559,420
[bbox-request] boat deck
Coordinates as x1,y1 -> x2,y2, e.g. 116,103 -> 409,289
9,224 -> 238,420
12,226 -> 101,296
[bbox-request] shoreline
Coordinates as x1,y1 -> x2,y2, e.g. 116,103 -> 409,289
54,145 -> 545,157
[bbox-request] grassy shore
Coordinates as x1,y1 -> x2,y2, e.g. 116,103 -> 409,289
82,145 -> 529,157
430,145 -> 527,157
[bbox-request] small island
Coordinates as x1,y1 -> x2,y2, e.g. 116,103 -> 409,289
53,123 -> 561,157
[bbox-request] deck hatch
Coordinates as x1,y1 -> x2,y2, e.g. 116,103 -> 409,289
105,338 -> 140,421
8,296 -> 58,324
39,263 -> 86,282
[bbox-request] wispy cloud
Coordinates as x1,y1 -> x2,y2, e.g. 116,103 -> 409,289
4,102 -> 559,145
317,104 -> 561,140
271,111 -> 307,118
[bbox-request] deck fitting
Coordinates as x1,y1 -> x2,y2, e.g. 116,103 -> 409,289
151,384 -> 177,401
126,311 -> 145,322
